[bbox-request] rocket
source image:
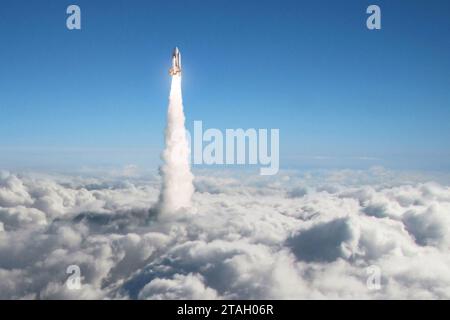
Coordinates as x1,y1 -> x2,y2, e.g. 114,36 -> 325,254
169,47 -> 182,76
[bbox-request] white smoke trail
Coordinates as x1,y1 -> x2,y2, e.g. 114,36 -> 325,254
158,74 -> 194,214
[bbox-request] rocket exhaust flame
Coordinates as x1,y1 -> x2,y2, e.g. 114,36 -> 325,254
158,48 -> 194,214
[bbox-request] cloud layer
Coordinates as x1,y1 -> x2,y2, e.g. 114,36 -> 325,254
0,168 -> 449,299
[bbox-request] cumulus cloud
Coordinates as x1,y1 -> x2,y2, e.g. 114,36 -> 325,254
138,273 -> 219,300
0,167 -> 450,299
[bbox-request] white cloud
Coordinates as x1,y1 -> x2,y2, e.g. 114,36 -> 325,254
138,273 -> 219,300
0,168 -> 449,299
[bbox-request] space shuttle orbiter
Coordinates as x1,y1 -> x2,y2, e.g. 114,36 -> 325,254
169,47 -> 182,76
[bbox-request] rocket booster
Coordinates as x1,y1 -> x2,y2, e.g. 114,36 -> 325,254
169,47 -> 182,76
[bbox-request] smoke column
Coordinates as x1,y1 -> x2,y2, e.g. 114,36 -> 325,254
158,74 -> 194,214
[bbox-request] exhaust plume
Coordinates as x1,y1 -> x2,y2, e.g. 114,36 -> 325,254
158,74 -> 194,214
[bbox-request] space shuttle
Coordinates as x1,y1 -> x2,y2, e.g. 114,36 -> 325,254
169,47 -> 182,76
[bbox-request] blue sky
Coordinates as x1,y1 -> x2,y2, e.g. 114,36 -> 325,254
0,0 -> 449,171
